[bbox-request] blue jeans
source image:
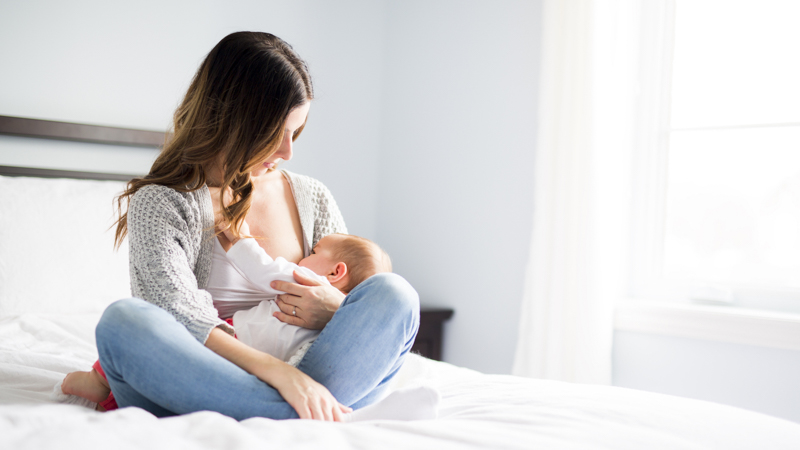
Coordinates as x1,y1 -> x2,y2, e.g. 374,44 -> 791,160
96,273 -> 420,420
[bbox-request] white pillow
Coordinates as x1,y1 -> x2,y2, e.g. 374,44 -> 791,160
0,175 -> 131,315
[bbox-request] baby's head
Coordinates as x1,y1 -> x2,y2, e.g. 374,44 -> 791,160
298,234 -> 392,293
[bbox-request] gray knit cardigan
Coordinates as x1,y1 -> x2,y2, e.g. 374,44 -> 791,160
127,170 -> 347,343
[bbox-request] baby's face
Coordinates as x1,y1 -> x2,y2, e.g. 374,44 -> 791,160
298,234 -> 343,277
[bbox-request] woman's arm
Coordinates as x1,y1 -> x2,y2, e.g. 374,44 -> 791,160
204,328 -> 350,421
128,185 -> 232,343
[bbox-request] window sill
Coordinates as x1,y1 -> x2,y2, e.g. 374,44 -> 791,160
614,300 -> 800,351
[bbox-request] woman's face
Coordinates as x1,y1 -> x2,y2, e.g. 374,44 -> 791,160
251,102 -> 311,177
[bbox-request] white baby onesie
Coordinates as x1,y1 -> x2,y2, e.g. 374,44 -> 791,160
225,239 -> 330,365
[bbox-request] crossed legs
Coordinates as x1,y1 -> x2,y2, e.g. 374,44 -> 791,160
93,273 -> 421,420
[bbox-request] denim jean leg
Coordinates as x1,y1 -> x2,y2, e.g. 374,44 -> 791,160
296,273 -> 420,409
96,298 -> 297,420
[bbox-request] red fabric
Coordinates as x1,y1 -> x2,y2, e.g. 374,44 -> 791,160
225,318 -> 237,338
92,360 -> 118,411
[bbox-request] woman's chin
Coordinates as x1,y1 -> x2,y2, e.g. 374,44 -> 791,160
250,167 -> 271,178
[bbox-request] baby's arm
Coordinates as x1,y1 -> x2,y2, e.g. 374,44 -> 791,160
226,239 -> 329,295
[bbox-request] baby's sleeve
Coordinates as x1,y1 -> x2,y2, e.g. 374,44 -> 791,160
226,239 -> 328,294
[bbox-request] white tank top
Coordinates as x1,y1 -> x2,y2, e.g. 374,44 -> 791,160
207,238 -> 269,319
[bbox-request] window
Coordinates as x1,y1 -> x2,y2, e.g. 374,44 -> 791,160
632,0 -> 800,313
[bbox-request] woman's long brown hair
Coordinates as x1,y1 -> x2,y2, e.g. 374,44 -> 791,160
113,32 -> 313,249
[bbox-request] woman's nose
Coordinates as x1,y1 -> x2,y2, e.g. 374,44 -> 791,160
276,132 -> 293,161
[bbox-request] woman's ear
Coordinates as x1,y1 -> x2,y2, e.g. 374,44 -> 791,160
327,262 -> 348,284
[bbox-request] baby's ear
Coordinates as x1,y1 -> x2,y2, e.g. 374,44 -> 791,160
328,262 -> 348,284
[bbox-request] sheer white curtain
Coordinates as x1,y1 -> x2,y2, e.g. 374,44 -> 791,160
512,0 -> 645,384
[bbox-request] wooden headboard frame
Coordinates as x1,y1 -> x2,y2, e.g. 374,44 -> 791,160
0,115 -> 166,182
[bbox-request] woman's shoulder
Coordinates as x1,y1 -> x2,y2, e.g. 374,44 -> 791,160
281,170 -> 347,238
281,170 -> 333,197
131,184 -> 209,207
281,169 -> 340,212
129,184 -> 212,226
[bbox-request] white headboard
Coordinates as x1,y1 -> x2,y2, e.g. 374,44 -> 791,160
0,115 -> 162,315
0,175 -> 132,314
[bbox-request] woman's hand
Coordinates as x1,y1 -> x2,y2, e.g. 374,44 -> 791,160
262,361 -> 352,421
272,270 -> 346,330
220,218 -> 251,245
205,328 -> 351,421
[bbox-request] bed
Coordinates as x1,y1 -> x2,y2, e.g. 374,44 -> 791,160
1,118 -> 800,449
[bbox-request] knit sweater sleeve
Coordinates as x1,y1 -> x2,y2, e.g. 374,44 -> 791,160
127,185 -> 232,343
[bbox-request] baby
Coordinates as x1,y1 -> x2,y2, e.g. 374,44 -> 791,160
217,222 -> 393,366
61,227 -> 438,421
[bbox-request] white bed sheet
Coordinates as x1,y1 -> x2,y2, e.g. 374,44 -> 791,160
1,313 -> 799,450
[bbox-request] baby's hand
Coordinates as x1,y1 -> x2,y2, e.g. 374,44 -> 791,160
221,219 -> 250,244
239,219 -> 251,237
221,224 -> 235,243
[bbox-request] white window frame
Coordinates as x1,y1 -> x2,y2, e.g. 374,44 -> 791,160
616,0 -> 800,347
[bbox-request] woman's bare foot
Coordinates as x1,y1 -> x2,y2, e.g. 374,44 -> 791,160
61,369 -> 111,404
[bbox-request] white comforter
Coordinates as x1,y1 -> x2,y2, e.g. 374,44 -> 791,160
1,313 -> 799,450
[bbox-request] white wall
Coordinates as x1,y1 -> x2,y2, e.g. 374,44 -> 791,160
0,0 -> 543,375
0,0 -> 386,239
377,0 -> 541,373
613,330 -> 800,423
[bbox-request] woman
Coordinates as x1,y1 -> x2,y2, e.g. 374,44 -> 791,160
94,31 -> 420,421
